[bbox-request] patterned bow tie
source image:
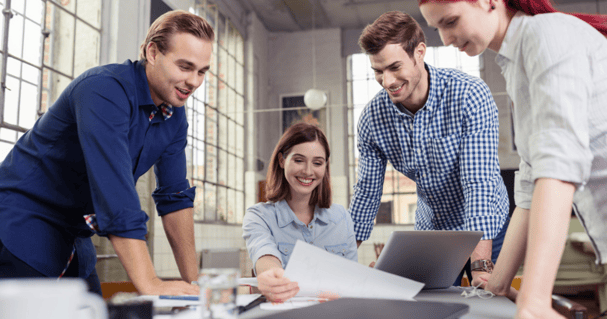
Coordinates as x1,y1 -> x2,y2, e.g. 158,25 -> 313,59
149,103 -> 174,121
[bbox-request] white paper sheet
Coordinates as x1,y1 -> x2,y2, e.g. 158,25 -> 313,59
284,240 -> 424,300
238,277 -> 259,287
259,297 -> 327,310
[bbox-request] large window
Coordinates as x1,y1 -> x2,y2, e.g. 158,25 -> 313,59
188,1 -> 245,224
347,47 -> 481,224
0,0 -> 101,159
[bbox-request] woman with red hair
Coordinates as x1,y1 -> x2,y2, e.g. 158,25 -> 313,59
420,0 -> 607,318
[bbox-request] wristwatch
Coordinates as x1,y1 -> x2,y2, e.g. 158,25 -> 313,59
471,259 -> 494,273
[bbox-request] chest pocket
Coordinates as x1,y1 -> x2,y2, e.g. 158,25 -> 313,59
277,242 -> 295,266
427,134 -> 461,174
325,243 -> 349,257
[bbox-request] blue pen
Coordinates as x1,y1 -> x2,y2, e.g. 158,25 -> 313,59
159,295 -> 200,301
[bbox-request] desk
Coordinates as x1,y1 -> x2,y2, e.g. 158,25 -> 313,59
239,287 -> 516,319
145,287 -> 516,319
416,288 -> 516,319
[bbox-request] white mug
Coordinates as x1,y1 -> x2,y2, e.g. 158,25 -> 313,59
0,278 -> 108,319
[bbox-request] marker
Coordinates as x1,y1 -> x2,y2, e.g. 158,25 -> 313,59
159,295 -> 200,301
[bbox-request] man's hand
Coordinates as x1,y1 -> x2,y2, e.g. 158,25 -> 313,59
257,268 -> 299,303
141,278 -> 199,296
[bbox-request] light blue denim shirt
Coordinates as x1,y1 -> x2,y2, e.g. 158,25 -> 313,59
243,200 -> 358,271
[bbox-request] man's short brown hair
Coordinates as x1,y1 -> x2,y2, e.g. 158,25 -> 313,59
359,11 -> 426,58
265,123 -> 332,208
140,10 -> 215,61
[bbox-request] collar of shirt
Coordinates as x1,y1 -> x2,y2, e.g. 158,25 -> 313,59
133,60 -> 175,122
385,63 -> 439,117
496,11 -> 528,66
275,199 -> 330,227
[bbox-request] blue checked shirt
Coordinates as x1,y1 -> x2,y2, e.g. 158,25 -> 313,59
349,63 -> 509,241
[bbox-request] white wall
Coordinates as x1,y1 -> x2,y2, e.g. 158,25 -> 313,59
261,28 -> 350,207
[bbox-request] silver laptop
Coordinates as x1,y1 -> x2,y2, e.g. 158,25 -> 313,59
374,230 -> 483,289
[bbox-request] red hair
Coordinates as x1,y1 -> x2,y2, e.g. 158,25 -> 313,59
418,0 -> 607,36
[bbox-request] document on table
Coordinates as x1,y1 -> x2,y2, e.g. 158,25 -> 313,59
284,240 -> 424,300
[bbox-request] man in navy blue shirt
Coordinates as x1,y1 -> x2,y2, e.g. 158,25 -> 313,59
350,11 -> 510,283
0,10 -> 212,296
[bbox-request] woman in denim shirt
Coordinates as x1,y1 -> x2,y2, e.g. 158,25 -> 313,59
243,123 -> 357,302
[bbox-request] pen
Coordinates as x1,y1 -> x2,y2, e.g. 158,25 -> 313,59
159,295 -> 200,301
238,295 -> 267,314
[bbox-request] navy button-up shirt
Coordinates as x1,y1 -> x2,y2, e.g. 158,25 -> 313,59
350,63 -> 509,241
0,60 -> 195,278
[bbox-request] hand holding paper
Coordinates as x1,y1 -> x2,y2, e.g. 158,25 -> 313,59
284,240 -> 424,300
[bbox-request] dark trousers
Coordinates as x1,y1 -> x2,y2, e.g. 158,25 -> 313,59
0,239 -> 102,296
453,217 -> 511,286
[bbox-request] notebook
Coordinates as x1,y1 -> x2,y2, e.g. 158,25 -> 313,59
260,298 -> 469,319
374,230 -> 483,289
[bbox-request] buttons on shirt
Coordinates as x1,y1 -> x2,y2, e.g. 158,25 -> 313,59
309,225 -> 313,229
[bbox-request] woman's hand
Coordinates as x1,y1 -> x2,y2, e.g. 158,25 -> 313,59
257,268 -> 299,303
516,296 -> 565,319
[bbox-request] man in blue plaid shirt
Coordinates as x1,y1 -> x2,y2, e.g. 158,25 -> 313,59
350,11 -> 510,283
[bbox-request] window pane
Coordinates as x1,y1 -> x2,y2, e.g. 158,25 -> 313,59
217,113 -> 227,150
0,127 -> 18,143
236,191 -> 244,223
217,149 -> 227,186
23,18 -> 43,65
25,0 -> 43,24
227,154 -> 235,188
193,180 -> 204,220
8,14 -> 24,58
3,76 -> 20,124
19,81 -> 39,128
77,0 -> 102,29
227,188 -> 235,223
46,3 -> 75,77
0,140 -> 14,161
205,144 -> 216,183
204,183 -> 216,221
217,186 -> 226,222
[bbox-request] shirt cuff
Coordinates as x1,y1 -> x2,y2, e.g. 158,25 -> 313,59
514,167 -> 533,210
353,222 -> 374,241
465,215 -> 505,240
152,185 -> 196,216
529,129 -> 592,187
252,248 -> 282,276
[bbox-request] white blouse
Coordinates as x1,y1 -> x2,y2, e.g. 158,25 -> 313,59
496,11 -> 607,263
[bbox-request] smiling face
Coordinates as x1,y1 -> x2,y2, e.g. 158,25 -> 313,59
145,32 -> 212,107
279,140 -> 327,202
420,0 -> 500,56
370,43 -> 427,107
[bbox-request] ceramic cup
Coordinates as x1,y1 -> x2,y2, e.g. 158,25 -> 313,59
0,278 -> 108,319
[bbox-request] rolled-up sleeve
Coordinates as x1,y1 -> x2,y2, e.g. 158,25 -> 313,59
514,160 -> 534,210
522,20 -> 593,187
152,119 -> 195,216
242,205 -> 282,272
73,76 -> 148,240
342,206 -> 359,262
